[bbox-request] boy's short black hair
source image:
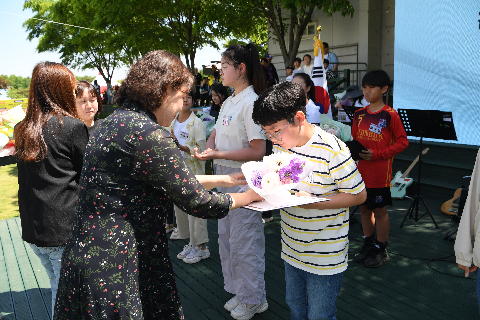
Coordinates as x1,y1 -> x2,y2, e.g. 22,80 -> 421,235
324,59 -> 330,65
362,70 -> 390,88
252,82 -> 306,127
294,57 -> 302,64
286,65 -> 294,70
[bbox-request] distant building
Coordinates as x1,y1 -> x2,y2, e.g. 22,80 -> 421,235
267,0 -> 394,86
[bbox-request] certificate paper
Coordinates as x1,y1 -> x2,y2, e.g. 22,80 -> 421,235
243,196 -> 330,212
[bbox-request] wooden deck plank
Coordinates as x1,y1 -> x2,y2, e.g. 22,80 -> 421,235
0,220 -> 15,319
14,218 -> 53,317
6,219 -> 50,320
2,193 -> 480,320
0,220 -> 33,320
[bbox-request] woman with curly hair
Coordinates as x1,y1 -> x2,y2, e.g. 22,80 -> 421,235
15,61 -> 89,319
54,50 -> 261,320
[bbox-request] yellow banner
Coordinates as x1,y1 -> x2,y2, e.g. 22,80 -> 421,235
0,99 -> 28,109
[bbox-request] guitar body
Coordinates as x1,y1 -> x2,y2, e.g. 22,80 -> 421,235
390,171 -> 414,199
441,188 -> 463,216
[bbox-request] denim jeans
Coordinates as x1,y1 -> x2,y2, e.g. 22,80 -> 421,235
284,261 -> 343,320
29,243 -> 65,319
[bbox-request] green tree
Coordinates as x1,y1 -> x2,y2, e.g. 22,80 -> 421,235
223,19 -> 270,58
23,0 -> 136,83
6,88 -> 30,99
76,75 -> 95,82
244,0 -> 354,67
0,76 -> 9,90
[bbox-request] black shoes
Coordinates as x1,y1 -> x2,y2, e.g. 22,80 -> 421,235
364,242 -> 389,268
354,236 -> 389,268
353,234 -> 375,263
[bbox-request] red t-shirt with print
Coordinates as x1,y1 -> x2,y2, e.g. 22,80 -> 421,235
351,104 -> 409,188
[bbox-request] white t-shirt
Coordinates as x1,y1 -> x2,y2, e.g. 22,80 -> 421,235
305,99 -> 320,124
274,126 -> 365,275
292,67 -> 303,76
173,118 -> 189,158
303,64 -> 313,76
214,86 -> 265,168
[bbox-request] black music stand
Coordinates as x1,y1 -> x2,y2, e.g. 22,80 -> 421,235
398,109 -> 457,228
342,105 -> 362,123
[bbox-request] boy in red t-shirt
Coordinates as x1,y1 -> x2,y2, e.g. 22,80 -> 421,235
351,70 -> 409,268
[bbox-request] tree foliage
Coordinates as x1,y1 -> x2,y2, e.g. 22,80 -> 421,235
245,0 -> 354,67
0,75 -> 31,99
23,0 -> 136,83
75,75 -> 95,82
0,77 -> 10,90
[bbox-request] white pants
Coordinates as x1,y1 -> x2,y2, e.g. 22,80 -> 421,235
174,205 -> 209,246
216,165 -> 266,305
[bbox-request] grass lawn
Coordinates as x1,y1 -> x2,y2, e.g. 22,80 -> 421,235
0,163 -> 19,220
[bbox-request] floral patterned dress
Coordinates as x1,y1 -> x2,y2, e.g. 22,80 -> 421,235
54,100 -> 232,320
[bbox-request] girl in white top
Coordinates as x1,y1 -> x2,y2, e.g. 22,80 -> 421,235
292,73 -> 332,123
168,88 -> 210,264
193,43 -> 268,318
302,54 -> 314,76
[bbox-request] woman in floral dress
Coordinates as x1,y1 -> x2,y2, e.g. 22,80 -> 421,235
54,50 -> 261,320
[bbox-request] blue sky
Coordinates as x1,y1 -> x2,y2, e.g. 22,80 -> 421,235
0,1 -> 224,79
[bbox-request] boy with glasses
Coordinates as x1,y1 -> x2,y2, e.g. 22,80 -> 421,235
253,81 -> 366,320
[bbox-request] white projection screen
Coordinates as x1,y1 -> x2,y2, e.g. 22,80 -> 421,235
394,0 -> 480,145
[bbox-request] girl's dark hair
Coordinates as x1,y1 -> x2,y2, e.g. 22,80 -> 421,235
77,81 -> 104,113
15,61 -> 78,162
293,73 -> 316,103
253,82 -> 306,127
187,87 -> 199,109
210,83 -> 230,112
222,43 -> 266,95
116,50 -> 193,111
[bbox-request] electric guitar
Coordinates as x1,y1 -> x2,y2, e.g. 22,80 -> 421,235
390,148 -> 429,199
441,188 -> 463,216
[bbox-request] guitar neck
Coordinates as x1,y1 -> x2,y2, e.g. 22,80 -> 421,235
401,156 -> 419,178
401,148 -> 429,178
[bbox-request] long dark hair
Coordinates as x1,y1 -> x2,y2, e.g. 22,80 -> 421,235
210,83 -> 230,112
15,62 -> 78,162
222,43 -> 266,95
293,73 -> 316,103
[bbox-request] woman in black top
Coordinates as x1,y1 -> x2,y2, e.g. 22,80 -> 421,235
75,80 -> 104,136
54,50 -> 261,319
15,61 -> 89,318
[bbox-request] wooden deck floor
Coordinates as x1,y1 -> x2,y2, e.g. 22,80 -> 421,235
1,196 -> 479,319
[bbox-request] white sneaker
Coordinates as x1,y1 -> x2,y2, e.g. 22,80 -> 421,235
230,300 -> 268,320
170,228 -> 179,240
177,244 -> 194,260
183,245 -> 210,264
262,217 -> 273,223
224,295 -> 239,312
